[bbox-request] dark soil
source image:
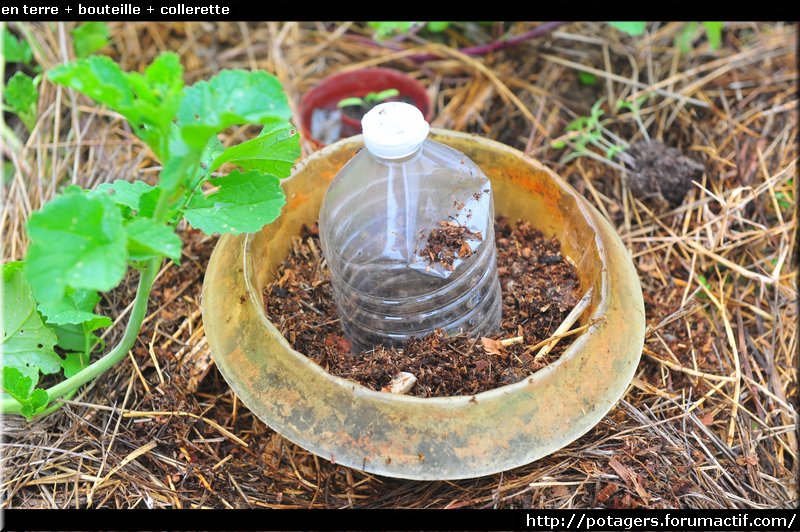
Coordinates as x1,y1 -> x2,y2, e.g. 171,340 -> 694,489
626,140 -> 705,206
263,217 -> 582,397
420,220 -> 483,271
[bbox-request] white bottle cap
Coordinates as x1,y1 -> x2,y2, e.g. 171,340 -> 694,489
361,102 -> 430,159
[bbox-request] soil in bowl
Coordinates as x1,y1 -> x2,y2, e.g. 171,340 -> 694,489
262,217 -> 582,398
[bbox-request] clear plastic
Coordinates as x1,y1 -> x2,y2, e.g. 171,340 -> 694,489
319,126 -> 502,351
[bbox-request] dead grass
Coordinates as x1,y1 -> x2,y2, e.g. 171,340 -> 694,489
1,21 -> 796,509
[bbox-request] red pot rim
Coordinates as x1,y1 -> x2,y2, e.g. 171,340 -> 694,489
298,67 -> 432,147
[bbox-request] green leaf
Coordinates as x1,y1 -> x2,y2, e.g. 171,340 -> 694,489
177,70 -> 291,151
366,88 -> 400,103
368,22 -> 415,41
210,121 -> 300,177
38,287 -> 111,328
1,262 -> 61,387
48,55 -> 133,117
3,161 -> 15,185
94,179 -> 157,211
48,53 -> 184,160
426,22 -> 450,33
550,139 -> 566,149
3,29 -> 33,64
125,52 -> 184,136
566,117 -> 589,131
578,71 -> 597,86
675,22 -> 700,54
51,323 -> 87,352
3,365 -> 50,419
21,388 -> 49,418
25,188 -> 128,304
159,124 -> 222,194
609,22 -> 647,36
696,273 -> 710,299
61,351 -> 91,379
337,97 -> 365,108
702,22 -> 724,51
184,170 -> 285,235
125,218 -> 182,262
71,22 -> 110,58
4,71 -> 39,131
137,186 -> 162,218
3,366 -> 35,402
776,192 -> 792,210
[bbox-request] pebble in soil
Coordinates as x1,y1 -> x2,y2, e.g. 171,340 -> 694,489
626,140 -> 705,207
263,218 -> 582,398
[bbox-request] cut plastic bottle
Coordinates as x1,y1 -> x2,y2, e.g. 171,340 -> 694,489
319,102 -> 502,351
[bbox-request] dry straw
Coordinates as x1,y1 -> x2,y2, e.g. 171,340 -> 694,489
2,21 -> 796,509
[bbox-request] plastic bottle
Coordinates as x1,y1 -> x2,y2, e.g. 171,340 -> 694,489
319,102 -> 502,351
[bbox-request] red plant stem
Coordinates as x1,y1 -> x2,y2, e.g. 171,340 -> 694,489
409,21 -> 567,62
345,22 -> 567,63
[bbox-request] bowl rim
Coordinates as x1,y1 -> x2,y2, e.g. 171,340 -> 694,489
202,128 -> 645,480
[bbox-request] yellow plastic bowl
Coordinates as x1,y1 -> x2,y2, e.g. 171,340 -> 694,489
201,129 -> 645,480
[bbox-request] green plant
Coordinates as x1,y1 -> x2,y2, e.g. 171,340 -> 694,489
3,71 -> 40,131
368,21 -> 450,41
2,23 -> 39,143
577,71 -> 598,86
337,88 -> 400,110
676,22 -> 724,53
616,95 -> 650,142
71,22 -> 110,58
1,52 -> 300,419
3,26 -> 33,64
609,21 -> 725,53
550,98 -> 633,171
608,22 -> 647,36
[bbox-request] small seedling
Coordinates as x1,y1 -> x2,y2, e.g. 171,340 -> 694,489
3,71 -> 40,131
550,98 -> 633,171
616,95 -> 650,142
337,88 -> 400,110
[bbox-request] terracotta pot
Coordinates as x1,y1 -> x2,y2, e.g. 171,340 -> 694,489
201,130 -> 645,480
298,68 -> 432,147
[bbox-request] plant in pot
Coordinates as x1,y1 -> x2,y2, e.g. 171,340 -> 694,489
298,67 -> 431,147
336,88 -> 401,128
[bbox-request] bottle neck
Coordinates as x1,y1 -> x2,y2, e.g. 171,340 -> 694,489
367,141 -> 425,165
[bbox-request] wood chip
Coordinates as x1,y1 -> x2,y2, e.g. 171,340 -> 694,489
381,372 -> 417,394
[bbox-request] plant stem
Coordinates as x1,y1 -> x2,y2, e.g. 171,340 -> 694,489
31,387 -> 77,418
345,22 -> 567,63
2,143 -> 175,417
408,22 -> 567,62
1,256 -> 161,416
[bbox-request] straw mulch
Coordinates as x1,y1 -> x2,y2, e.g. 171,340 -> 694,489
2,22 -> 796,509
